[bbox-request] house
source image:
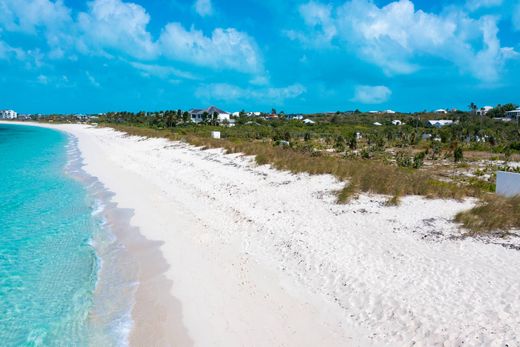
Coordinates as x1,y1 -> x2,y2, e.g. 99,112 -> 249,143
434,109 -> 448,114
477,106 -> 493,116
384,110 -> 396,114
0,110 -> 17,119
286,114 -> 303,120
505,108 -> 520,119
428,120 -> 453,128
373,122 -> 382,126
303,119 -> 315,125
391,120 -> 402,125
189,106 -> 230,123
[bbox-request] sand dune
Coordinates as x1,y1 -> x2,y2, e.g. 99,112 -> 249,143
15,122 -> 520,346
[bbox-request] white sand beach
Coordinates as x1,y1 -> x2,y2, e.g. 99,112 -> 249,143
7,122 -> 520,346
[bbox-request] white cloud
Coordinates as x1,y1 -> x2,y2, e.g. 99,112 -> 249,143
466,0 -> 502,11
194,0 -> 213,17
196,83 -> 306,104
286,1 -> 336,47
514,2 -> 520,31
77,0 -> 157,59
351,85 -> 392,104
37,74 -> 49,84
0,40 -> 25,60
129,61 -> 198,80
0,0 -> 263,76
294,0 -> 516,82
86,71 -> 101,87
0,0 -> 71,33
159,23 -> 262,73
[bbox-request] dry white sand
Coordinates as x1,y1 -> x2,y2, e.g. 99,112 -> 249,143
6,122 -> 520,346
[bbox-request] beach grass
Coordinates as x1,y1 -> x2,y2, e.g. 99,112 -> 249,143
455,195 -> 520,235
107,125 -> 480,203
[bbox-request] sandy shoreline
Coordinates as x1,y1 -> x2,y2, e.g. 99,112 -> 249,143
4,121 -> 520,346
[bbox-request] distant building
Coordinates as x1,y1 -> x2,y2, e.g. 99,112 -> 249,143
434,109 -> 448,114
391,120 -> 402,125
303,119 -> 315,125
189,106 -> 230,123
477,106 -> 493,116
384,110 -> 396,114
0,110 -> 17,119
428,120 -> 453,128
505,108 -> 520,119
286,114 -> 303,120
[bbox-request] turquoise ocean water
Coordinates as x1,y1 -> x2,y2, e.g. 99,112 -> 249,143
0,124 -> 134,346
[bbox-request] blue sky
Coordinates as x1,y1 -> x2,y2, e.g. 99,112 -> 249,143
0,0 -> 519,114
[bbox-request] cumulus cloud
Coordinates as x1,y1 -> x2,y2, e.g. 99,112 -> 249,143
285,1 -> 336,47
292,0 -> 516,82
196,83 -> 306,104
159,23 -> 262,73
77,0 -> 157,59
0,0 -> 264,76
0,0 -> 71,33
351,85 -> 391,104
194,0 -> 213,17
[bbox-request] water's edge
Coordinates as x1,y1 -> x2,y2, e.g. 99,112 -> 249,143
64,133 -> 137,346
61,127 -> 193,346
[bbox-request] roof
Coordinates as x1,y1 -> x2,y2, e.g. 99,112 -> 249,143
428,120 -> 453,126
189,106 -> 228,115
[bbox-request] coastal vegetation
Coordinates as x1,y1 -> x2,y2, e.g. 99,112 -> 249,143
21,105 -> 520,235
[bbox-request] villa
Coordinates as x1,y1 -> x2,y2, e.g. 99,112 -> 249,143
434,109 -> 448,114
0,109 -> 17,119
505,108 -> 520,119
189,106 -> 230,123
477,106 -> 493,116
428,120 -> 454,127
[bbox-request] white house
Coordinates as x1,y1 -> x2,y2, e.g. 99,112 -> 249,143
391,120 -> 402,125
189,106 -> 230,123
428,120 -> 453,127
303,119 -> 315,125
477,106 -> 493,116
434,109 -> 448,114
505,108 -> 520,119
384,110 -> 396,114
373,122 -> 382,126
0,110 -> 17,119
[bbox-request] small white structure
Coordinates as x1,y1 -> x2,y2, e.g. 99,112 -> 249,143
0,110 -> 17,119
428,120 -> 453,128
496,171 -> 520,197
384,110 -> 396,114
435,109 -> 448,114
505,108 -> 520,119
373,122 -> 382,126
211,131 -> 221,139
391,120 -> 402,126
477,106 -> 493,116
303,119 -> 315,125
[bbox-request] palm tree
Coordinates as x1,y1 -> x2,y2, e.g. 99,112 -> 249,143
468,102 -> 478,114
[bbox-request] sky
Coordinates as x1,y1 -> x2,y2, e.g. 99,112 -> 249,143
0,0 -> 519,114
